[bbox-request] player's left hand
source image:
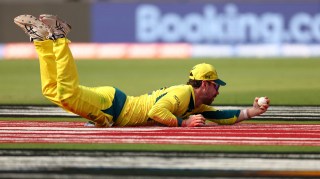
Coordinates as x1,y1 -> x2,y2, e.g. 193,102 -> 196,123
252,97 -> 270,116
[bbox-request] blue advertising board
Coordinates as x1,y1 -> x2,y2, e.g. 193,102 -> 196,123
92,2 -> 320,44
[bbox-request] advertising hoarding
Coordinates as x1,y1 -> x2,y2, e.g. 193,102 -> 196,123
92,2 -> 320,44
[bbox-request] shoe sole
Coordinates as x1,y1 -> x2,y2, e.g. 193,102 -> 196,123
39,14 -> 71,36
14,14 -> 50,40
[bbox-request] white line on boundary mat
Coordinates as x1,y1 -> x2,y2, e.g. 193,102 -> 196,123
1,156 -> 320,171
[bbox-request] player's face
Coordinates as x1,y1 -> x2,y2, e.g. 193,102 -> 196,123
208,81 -> 220,92
203,81 -> 220,105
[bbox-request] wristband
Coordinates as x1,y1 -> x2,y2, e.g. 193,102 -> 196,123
243,109 -> 249,119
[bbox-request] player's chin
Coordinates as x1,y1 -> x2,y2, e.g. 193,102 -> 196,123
205,99 -> 215,105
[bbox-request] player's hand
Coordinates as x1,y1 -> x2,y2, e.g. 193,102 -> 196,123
182,114 -> 206,127
250,97 -> 270,116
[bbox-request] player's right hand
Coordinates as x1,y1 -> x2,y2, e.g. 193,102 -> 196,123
182,114 -> 206,127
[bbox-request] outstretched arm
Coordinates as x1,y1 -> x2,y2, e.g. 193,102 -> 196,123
197,97 -> 270,125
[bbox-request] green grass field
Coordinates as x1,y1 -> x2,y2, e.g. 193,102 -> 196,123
1,58 -> 320,105
1,142 -> 320,153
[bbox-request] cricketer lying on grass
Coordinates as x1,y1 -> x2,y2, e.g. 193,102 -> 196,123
13,14 -> 270,128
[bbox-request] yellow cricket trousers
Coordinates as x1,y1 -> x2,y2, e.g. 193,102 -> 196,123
34,38 -> 118,127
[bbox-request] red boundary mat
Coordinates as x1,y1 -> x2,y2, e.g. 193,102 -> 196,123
0,121 -> 320,146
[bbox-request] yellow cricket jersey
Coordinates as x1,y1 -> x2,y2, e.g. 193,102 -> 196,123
113,85 -> 241,127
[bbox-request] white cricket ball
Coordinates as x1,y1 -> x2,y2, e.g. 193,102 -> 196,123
258,97 -> 267,106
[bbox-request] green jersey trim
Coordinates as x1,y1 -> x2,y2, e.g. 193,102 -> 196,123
201,110 -> 241,119
177,117 -> 183,127
101,88 -> 127,122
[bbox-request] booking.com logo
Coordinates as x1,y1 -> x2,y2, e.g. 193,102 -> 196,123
136,4 -> 320,44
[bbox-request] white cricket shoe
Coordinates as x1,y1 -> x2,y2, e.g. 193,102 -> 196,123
14,14 -> 51,41
39,14 -> 72,40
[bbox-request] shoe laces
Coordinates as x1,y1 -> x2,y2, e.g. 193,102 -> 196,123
48,21 -> 66,40
55,20 -> 66,35
24,25 -> 43,41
